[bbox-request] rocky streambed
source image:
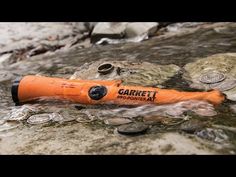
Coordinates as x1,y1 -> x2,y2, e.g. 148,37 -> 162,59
1,22 -> 236,154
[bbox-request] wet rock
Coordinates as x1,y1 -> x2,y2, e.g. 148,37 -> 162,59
104,118 -> 132,126
91,22 -> 128,43
70,60 -> 180,87
212,124 -> 236,133
183,53 -> 236,101
0,53 -> 12,67
195,128 -> 229,143
125,22 -> 158,38
229,104 -> 236,113
0,119 -> 5,125
117,122 -> 149,135
0,70 -> 13,82
180,119 -> 205,134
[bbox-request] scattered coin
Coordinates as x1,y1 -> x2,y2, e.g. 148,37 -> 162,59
209,79 -> 236,91
27,114 -> 52,125
117,122 -> 149,135
193,108 -> 217,117
199,72 -> 225,84
104,118 -> 132,126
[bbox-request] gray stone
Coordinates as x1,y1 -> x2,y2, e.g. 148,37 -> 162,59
125,22 -> 158,38
91,22 -> 128,43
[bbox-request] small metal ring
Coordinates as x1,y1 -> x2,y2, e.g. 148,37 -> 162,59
97,63 -> 114,75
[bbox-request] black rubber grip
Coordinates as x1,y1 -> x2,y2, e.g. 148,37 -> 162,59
11,77 -> 22,105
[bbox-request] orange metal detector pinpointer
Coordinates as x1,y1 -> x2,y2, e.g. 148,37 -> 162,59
11,75 -> 225,106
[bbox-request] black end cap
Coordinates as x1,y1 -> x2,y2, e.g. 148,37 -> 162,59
11,77 -> 22,106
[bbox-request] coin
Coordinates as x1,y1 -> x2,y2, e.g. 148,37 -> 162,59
27,114 -> 52,125
210,79 -> 236,91
117,122 -> 149,135
104,118 -> 132,126
193,108 -> 217,117
199,72 -> 225,84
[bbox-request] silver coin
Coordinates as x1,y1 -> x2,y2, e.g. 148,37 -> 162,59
210,79 -> 236,91
27,114 -> 52,125
104,118 -> 132,126
117,122 -> 149,135
193,108 -> 217,117
199,72 -> 225,84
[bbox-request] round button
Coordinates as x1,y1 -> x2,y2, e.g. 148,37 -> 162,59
88,86 -> 107,100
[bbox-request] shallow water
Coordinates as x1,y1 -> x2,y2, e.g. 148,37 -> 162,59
1,22 -> 236,154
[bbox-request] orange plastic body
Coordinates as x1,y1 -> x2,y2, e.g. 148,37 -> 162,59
17,75 -> 225,105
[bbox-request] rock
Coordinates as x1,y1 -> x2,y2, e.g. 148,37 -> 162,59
183,53 -> 236,101
91,22 -> 128,43
180,119 -> 205,134
104,118 -> 132,126
70,60 -> 181,87
0,121 -> 20,132
0,53 -> 12,67
0,70 -> 13,82
125,22 -> 158,38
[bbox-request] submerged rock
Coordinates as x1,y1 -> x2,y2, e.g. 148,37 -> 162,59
70,60 -> 181,87
183,53 -> 236,101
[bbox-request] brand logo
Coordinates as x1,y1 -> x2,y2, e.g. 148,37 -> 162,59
117,89 -> 156,102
